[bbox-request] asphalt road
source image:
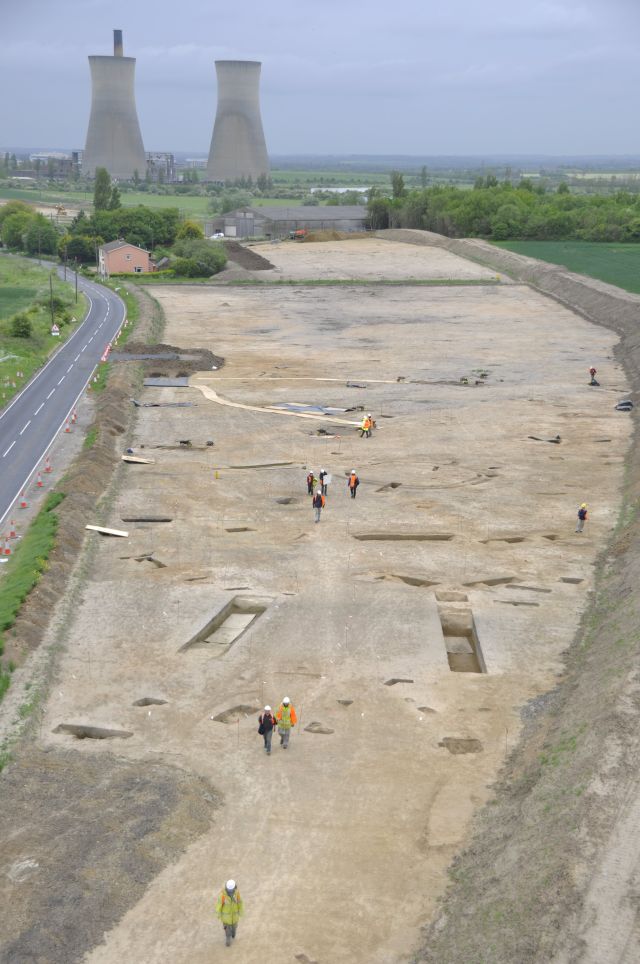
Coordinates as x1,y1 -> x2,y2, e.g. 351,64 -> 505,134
0,270 -> 126,528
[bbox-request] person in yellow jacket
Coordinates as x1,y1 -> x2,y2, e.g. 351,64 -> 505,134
216,879 -> 244,947
276,696 -> 298,749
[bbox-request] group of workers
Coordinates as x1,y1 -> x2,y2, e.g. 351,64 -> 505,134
215,696 -> 298,945
306,469 -> 361,522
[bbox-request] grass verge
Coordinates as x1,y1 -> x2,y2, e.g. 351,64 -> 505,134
0,492 -> 65,694
0,255 -> 88,407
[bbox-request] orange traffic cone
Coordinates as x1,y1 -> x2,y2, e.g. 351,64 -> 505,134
20,492 -> 28,508
9,521 -> 17,539
36,473 -> 43,488
64,421 -> 71,433
71,410 -> 77,424
4,538 -> 11,556
44,457 -> 52,474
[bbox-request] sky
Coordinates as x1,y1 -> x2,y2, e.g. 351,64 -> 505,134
2,0 -> 640,156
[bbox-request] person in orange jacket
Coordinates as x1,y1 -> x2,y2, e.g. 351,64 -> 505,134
276,696 -> 298,749
348,470 -> 360,499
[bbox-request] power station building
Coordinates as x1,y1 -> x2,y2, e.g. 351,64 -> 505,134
83,30 -> 146,180
206,61 -> 269,183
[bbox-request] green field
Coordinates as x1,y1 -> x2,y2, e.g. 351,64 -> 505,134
0,255 -> 87,405
494,241 -> 640,295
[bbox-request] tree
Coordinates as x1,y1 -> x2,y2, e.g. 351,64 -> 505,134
109,185 -> 122,210
420,165 -> 428,189
0,199 -> 31,227
133,169 -> 140,188
557,182 -> 570,195
2,211 -> 33,248
25,214 -> 59,255
390,170 -> 406,199
367,197 -> 391,230
176,220 -> 205,240
10,313 -> 32,338
59,233 -> 96,264
93,167 -> 112,211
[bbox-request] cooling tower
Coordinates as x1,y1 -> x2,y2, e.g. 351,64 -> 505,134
83,30 -> 146,180
206,61 -> 269,182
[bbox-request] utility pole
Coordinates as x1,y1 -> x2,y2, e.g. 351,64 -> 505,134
49,272 -> 54,329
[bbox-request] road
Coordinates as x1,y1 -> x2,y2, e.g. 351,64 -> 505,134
0,268 -> 126,528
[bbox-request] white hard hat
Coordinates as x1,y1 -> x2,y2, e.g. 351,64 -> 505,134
351,469 -> 356,474
367,413 -> 372,417
264,705 -> 271,711
283,696 -> 290,705
226,879 -> 236,891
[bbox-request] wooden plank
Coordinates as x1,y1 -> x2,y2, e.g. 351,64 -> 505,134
121,455 -> 155,464
86,525 -> 129,538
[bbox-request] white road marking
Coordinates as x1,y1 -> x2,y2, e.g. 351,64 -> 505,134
74,353 -> 80,362
19,420 -> 31,435
2,441 -> 16,458
88,335 -> 94,343
47,389 -> 55,399
67,364 -> 73,373
57,376 -> 65,385
81,345 -> 87,352
34,403 -> 44,415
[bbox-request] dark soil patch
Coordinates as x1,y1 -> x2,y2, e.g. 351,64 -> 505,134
112,341 -> 223,376
0,748 -> 217,963
223,241 -> 275,271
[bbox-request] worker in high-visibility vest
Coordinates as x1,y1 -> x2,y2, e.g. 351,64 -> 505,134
216,879 -> 244,947
276,697 -> 298,749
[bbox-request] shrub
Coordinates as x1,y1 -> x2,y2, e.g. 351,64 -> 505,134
10,313 -> 32,338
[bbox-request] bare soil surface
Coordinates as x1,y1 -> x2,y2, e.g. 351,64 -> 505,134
0,748 -> 217,964
0,237 -> 633,963
251,236 -> 501,281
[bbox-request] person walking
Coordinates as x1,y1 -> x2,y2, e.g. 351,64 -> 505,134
359,414 -> 372,438
258,705 -> 277,755
348,470 -> 360,499
589,366 -> 599,386
319,468 -> 329,496
312,488 -> 325,523
276,697 -> 298,748
306,471 -> 315,495
576,503 -> 588,533
216,879 -> 244,947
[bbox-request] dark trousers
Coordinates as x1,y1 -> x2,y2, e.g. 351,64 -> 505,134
263,729 -> 273,753
307,482 -> 313,494
224,924 -> 237,945
350,487 -> 357,498
321,483 -> 327,495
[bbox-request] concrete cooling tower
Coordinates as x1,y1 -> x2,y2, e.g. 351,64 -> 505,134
83,30 -> 146,180
206,61 -> 269,182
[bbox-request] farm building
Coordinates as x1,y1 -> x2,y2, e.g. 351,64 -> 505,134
206,205 -> 368,239
98,239 -> 153,277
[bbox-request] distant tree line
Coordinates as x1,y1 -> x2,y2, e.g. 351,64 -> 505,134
367,175 -> 640,242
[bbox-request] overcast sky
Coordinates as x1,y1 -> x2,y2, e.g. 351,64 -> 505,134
2,0 -> 640,156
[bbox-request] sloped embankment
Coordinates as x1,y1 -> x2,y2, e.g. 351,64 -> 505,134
376,231 -> 640,962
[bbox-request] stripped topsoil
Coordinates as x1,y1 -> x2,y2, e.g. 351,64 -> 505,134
380,232 -> 640,963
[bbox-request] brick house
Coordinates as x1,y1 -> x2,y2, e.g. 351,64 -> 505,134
98,239 -> 152,277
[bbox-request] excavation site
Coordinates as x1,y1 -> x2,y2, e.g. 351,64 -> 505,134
1,234 -> 638,963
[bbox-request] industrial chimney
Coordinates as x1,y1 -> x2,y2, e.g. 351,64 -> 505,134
206,61 -> 269,183
83,29 -> 146,180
